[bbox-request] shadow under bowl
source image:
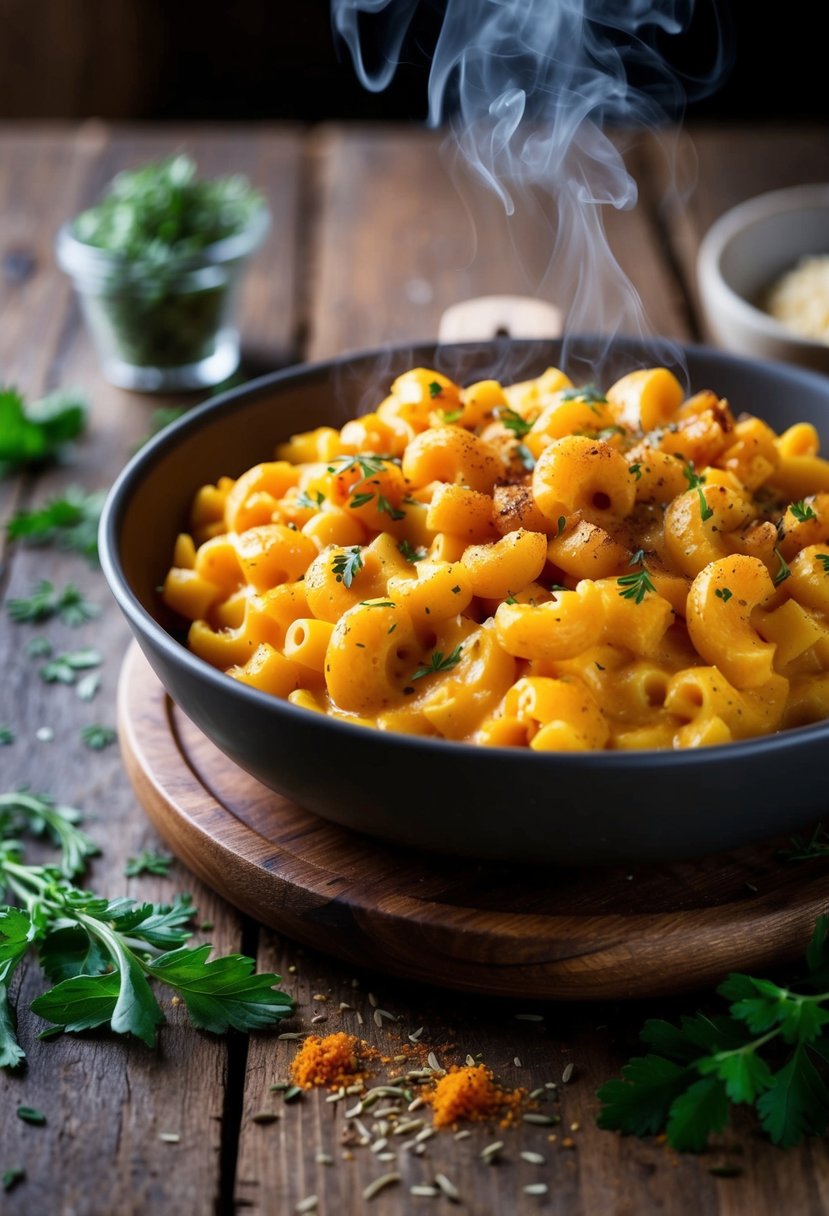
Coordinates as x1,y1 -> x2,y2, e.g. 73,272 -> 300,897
100,336 -> 829,866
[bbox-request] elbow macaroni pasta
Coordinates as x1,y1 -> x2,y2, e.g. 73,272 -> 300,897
162,362 -> 829,750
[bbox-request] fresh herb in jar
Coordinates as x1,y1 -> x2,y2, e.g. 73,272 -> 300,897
64,155 -> 267,373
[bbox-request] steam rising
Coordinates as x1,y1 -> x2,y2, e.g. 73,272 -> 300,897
331,0 -> 727,374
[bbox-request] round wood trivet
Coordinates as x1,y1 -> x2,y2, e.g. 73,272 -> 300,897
118,642 -> 829,1001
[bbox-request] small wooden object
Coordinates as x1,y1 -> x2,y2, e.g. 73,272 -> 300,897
119,642 -> 829,1001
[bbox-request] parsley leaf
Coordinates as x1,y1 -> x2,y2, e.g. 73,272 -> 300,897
773,547 -> 791,586
0,728 -> 13,746
715,587 -> 733,603
147,944 -> 294,1033
0,387 -> 87,471
398,540 -> 425,564
6,487 -> 105,563
7,581 -> 99,627
817,554 -> 829,575
39,648 -> 102,686
428,381 -> 443,398
411,644 -> 463,681
597,916 -> 829,1151
80,725 -> 117,751
790,499 -> 817,523
616,566 -> 656,605
560,384 -> 608,409
331,547 -> 363,589
125,849 -> 173,878
498,407 -> 532,438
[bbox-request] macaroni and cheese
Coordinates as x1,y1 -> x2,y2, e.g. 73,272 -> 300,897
162,364 -> 829,751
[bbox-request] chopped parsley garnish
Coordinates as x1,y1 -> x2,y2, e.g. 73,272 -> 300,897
349,491 -> 375,509
359,600 -> 396,608
398,540 -> 425,564
411,644 -> 464,681
25,638 -> 52,659
377,495 -> 406,521
16,1106 -> 46,1126
39,648 -> 102,686
715,587 -> 733,603
697,487 -> 713,522
560,384 -> 607,410
6,581 -> 99,627
2,1166 -> 25,1192
331,547 -> 363,588
773,546 -> 791,586
6,487 -> 105,563
498,407 -> 532,438
441,408 -> 464,423
125,849 -> 174,877
778,821 -> 829,862
557,516 -> 567,536
0,727 -> 13,746
80,725 -> 117,751
327,453 -> 397,480
617,563 -> 656,605
817,554 -> 829,575
628,548 -> 645,567
628,462 -> 642,481
790,499 -> 817,523
682,461 -> 705,490
296,489 -> 325,511
428,381 -> 443,398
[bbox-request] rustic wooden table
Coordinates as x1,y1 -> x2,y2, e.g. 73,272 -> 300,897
3,120 -> 829,1216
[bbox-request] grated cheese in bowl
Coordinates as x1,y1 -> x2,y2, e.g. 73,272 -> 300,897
765,254 -> 829,343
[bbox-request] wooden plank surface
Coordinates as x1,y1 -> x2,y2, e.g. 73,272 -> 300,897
0,124 -> 303,1216
3,121 -> 829,1216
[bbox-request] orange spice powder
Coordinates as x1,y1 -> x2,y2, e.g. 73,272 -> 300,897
424,1064 -> 526,1129
290,1032 -> 377,1091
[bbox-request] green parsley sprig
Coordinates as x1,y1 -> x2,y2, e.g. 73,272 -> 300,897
597,915 -> 829,1150
411,645 -> 463,681
790,499 -> 817,524
497,407 -> 532,439
6,581 -> 99,627
616,552 -> 655,605
560,384 -> 608,409
331,547 -> 364,589
0,388 -> 87,472
6,487 -> 105,563
0,791 -> 292,1062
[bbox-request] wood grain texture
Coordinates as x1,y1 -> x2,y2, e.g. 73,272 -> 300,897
0,126 -> 303,1216
306,126 -> 688,363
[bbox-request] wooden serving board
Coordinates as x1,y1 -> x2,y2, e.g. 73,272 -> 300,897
118,642 -> 829,1001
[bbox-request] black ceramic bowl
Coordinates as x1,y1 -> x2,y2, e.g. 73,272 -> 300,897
100,337 -> 829,866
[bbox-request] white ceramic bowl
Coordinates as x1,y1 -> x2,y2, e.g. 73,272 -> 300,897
697,183 -> 829,373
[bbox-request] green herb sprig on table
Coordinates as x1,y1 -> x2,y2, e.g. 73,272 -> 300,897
0,791 -> 293,1062
6,581 -> 99,627
6,487 -> 105,564
597,915 -> 829,1150
0,388 -> 87,473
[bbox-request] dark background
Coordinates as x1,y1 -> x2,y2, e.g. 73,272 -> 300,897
0,0 -> 825,124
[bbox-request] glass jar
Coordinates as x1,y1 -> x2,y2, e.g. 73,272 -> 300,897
55,205 -> 269,392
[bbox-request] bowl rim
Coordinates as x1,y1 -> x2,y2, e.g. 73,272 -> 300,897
99,335 -> 829,769
697,182 -> 829,353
